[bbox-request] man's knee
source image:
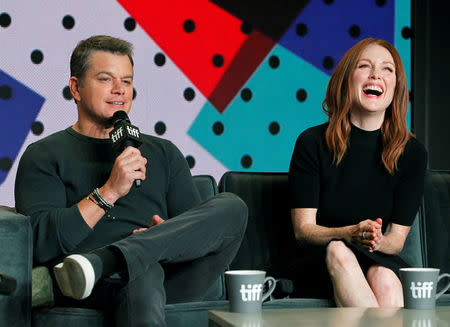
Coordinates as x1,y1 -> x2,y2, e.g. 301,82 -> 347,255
214,192 -> 248,234
218,192 -> 248,220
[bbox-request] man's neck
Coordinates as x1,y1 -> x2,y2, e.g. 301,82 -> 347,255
72,121 -> 113,139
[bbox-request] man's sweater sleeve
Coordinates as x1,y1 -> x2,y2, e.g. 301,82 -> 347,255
14,143 -> 93,265
165,141 -> 201,218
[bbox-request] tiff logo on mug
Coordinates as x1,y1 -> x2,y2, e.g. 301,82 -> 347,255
410,281 -> 434,299
240,284 -> 263,301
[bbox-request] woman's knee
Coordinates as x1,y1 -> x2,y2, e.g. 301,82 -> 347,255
366,265 -> 399,291
325,241 -> 358,272
366,265 -> 403,306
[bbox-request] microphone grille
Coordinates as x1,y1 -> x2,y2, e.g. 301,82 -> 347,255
112,110 -> 130,126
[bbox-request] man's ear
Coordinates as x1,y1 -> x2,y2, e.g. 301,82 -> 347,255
69,76 -> 81,102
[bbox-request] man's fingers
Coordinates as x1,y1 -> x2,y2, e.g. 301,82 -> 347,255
133,228 -> 148,234
150,214 -> 165,227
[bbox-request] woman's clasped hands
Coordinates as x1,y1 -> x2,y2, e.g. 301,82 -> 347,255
351,218 -> 383,252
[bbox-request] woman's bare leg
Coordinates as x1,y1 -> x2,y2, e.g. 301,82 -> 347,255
366,264 -> 404,307
326,241 -> 379,307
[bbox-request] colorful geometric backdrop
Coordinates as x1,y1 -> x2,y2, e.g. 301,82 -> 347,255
0,0 -> 411,206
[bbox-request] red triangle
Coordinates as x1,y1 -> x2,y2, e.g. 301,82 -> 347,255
117,1 -> 246,96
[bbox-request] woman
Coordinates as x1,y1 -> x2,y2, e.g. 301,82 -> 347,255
288,38 -> 427,307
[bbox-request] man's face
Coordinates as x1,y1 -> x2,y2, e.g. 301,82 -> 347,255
72,51 -> 133,127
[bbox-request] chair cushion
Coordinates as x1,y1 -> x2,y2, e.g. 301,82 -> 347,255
218,172 -> 298,276
0,209 -> 32,327
33,307 -> 109,327
398,211 -> 425,268
423,170 -> 450,274
193,174 -> 218,200
32,266 -> 54,307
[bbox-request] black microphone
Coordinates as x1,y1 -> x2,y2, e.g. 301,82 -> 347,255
0,272 -> 17,295
109,111 -> 143,188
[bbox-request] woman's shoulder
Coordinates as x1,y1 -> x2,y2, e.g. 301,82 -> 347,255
295,122 -> 328,145
404,135 -> 428,159
397,135 -> 428,173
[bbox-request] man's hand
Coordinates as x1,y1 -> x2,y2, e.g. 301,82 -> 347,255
132,215 -> 165,234
101,146 -> 147,203
350,218 -> 382,252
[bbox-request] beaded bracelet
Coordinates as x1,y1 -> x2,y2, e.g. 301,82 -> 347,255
90,188 -> 114,212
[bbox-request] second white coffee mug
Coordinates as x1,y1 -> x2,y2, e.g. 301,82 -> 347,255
225,270 -> 276,313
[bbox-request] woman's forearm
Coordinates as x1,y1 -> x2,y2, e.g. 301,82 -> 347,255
295,223 -> 353,246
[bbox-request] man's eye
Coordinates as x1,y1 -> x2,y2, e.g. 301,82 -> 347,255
123,80 -> 132,84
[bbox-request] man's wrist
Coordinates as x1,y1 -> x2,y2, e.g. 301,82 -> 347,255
98,185 -> 119,204
90,188 -> 114,212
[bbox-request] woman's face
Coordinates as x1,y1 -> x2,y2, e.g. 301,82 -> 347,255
351,44 -> 396,115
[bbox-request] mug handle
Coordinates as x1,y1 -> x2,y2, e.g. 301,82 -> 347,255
436,273 -> 450,299
261,277 -> 276,302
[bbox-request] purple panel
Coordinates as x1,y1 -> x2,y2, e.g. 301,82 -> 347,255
0,70 -> 45,185
279,0 -> 395,75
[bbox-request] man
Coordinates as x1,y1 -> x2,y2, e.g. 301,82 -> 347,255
15,35 -> 247,326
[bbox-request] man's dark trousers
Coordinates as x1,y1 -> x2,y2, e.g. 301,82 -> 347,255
55,192 -> 248,327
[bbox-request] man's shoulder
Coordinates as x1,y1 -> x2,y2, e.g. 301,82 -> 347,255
25,128 -> 72,152
140,133 -> 178,150
139,133 -> 183,159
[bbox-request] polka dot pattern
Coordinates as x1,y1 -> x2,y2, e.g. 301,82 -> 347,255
183,87 -> 195,101
0,1 -> 412,203
183,19 -> 195,33
124,17 -> 136,31
31,50 -> 44,64
240,88 -> 252,102
62,15 -> 75,29
0,12 -> 11,28
154,53 -> 166,66
154,121 -> 166,135
0,85 -> 12,100
31,121 -> 44,135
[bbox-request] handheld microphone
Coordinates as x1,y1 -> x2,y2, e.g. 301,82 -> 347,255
0,272 -> 17,295
109,111 -> 143,188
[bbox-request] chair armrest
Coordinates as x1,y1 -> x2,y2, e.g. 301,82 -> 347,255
0,207 -> 32,327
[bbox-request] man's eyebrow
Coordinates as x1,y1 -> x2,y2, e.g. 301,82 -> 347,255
95,71 -> 133,79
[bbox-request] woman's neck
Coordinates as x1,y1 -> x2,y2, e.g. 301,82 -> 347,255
350,110 -> 385,131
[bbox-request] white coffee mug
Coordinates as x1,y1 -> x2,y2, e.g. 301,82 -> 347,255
225,270 -> 276,313
400,268 -> 450,309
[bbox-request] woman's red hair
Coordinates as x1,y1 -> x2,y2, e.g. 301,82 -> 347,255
323,38 -> 411,174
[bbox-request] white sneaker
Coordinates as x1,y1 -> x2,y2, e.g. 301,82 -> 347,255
53,254 -> 96,300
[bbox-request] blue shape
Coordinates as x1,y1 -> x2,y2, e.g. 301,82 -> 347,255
279,0 -> 395,75
395,0 -> 411,87
0,70 -> 45,185
395,0 -> 412,130
189,46 -> 329,172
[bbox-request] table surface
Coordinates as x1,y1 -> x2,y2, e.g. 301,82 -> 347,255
209,306 -> 450,327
